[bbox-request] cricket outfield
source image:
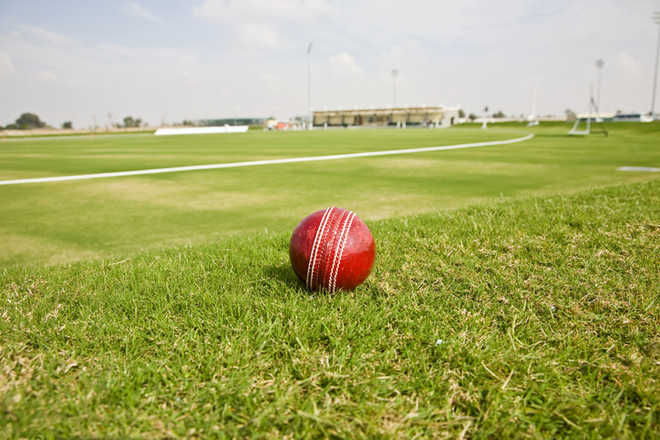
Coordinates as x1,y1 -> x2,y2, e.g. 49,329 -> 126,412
0,124 -> 657,267
0,123 -> 658,438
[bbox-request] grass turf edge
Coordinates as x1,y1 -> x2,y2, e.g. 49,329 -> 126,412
1,180 -> 659,438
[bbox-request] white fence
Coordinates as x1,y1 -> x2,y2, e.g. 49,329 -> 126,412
154,126 -> 249,136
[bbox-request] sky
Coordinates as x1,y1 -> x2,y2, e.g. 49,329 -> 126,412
1,0 -> 659,128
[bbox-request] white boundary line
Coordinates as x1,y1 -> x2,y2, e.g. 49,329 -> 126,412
617,166 -> 659,172
0,134 -> 534,186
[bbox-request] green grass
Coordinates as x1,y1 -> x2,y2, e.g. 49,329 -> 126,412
1,180 -> 658,438
1,124 -> 658,267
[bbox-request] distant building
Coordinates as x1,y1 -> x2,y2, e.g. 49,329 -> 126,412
196,118 -> 266,126
313,106 -> 460,128
573,113 -> 653,123
614,113 -> 643,122
576,113 -> 614,122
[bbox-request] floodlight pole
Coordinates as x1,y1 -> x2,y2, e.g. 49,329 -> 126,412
307,42 -> 312,129
651,13 -> 660,119
595,59 -> 604,114
391,69 -> 398,107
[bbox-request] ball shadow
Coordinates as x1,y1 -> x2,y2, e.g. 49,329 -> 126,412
262,262 -> 307,290
262,263 -> 342,297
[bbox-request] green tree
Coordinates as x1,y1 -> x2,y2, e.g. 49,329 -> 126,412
468,113 -> 477,122
492,110 -> 505,118
458,109 -> 465,118
62,121 -> 73,129
122,116 -> 143,128
15,112 -> 46,129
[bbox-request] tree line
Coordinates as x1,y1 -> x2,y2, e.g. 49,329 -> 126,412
2,113 -> 146,130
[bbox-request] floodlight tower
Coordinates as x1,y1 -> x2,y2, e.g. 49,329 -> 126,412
651,12 -> 660,119
391,69 -> 399,107
595,59 -> 604,114
307,42 -> 313,129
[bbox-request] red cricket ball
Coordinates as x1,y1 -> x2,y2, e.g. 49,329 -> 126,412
289,207 -> 375,292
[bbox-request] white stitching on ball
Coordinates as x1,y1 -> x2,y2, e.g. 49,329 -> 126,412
318,208 -> 345,291
329,211 -> 356,293
306,207 -> 333,288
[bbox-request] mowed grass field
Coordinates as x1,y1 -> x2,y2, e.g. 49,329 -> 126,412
1,182 -> 658,438
0,123 -> 658,267
0,124 -> 659,438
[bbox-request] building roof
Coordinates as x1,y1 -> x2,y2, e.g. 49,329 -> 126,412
313,106 -> 459,116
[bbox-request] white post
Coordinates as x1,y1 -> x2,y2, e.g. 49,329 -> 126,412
651,13 -> 660,119
307,42 -> 313,129
392,69 -> 398,107
595,59 -> 604,115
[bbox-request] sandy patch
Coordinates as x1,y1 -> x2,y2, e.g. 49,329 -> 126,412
0,231 -> 99,266
78,179 -> 283,211
367,158 -> 438,169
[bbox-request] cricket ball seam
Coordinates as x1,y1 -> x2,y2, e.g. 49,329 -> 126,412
328,210 -> 355,292
318,208 -> 344,290
306,207 -> 333,288
307,206 -> 331,288
320,210 -> 349,291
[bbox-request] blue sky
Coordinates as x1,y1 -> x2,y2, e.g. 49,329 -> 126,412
1,0 -> 659,127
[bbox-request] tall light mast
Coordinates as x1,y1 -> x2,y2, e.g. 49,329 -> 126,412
307,42 -> 313,128
595,59 -> 604,113
650,12 -> 660,119
391,69 -> 399,107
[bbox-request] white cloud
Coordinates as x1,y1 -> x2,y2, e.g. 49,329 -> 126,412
194,0 -> 331,22
37,71 -> 56,82
616,52 -> 643,79
0,25 -> 215,126
240,23 -> 281,48
123,2 -> 161,23
193,0 -> 331,49
329,52 -> 363,76
0,53 -> 15,78
1,1 -> 659,127
18,25 -> 76,46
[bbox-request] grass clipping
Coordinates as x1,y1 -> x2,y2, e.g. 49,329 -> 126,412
1,181 -> 659,438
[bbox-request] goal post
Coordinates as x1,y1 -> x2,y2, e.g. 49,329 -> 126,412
569,94 -> 608,136
568,116 -> 591,135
